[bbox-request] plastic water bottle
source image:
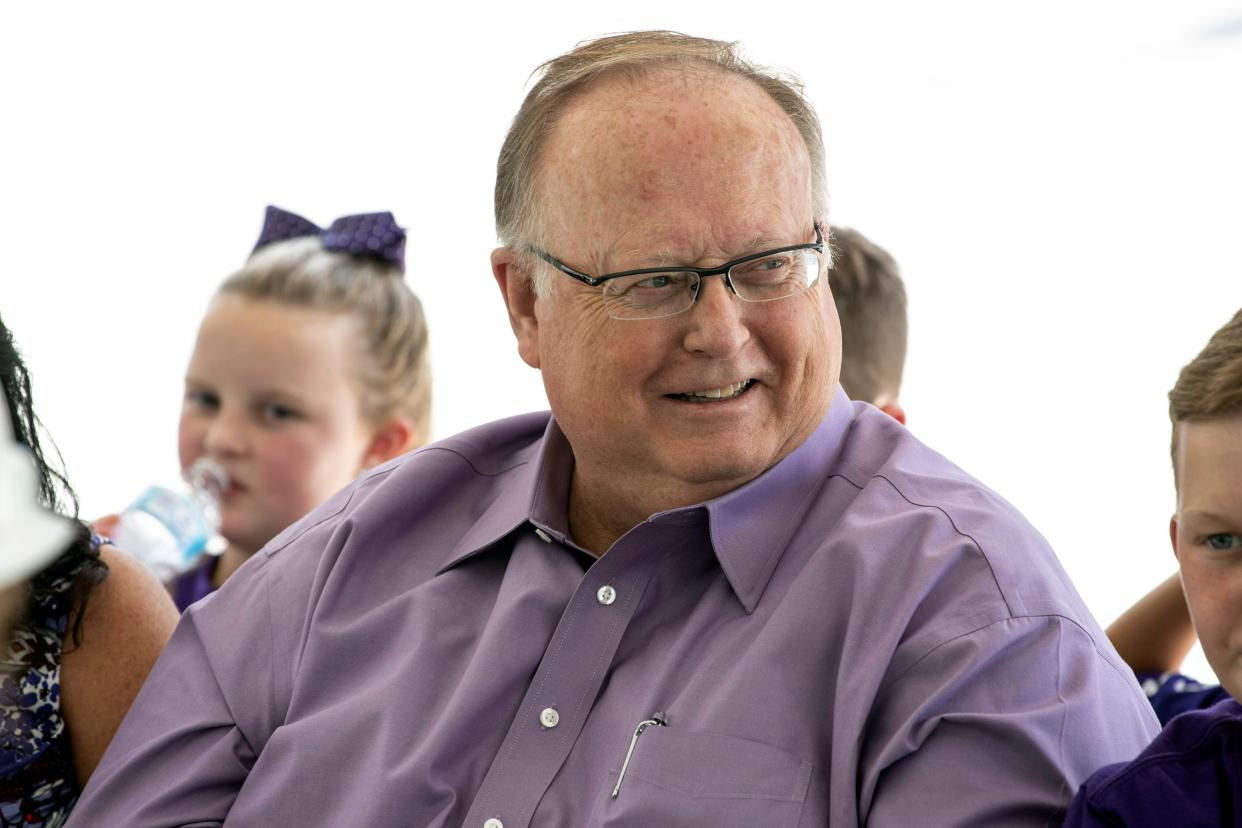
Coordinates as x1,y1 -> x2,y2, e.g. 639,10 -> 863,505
109,458 -> 228,582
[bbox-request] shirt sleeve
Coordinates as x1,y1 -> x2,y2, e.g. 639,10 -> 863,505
1135,670 -> 1232,726
65,555 -> 287,828
859,614 -> 1160,827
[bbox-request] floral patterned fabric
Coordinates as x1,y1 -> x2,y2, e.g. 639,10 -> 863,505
0,556 -> 87,827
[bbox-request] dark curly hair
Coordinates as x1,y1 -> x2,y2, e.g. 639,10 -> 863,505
1,315 -> 108,645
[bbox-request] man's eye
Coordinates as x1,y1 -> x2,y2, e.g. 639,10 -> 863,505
610,273 -> 688,296
736,255 -> 791,281
755,256 -> 789,271
1205,533 -> 1242,551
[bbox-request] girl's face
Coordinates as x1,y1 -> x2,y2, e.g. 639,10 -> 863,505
178,295 -> 378,554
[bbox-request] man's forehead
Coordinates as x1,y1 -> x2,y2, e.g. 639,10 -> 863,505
535,69 -> 812,263
550,70 -> 799,161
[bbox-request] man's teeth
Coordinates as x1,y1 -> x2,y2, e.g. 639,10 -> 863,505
685,380 -> 750,399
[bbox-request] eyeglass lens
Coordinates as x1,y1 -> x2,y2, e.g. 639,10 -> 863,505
600,248 -> 822,319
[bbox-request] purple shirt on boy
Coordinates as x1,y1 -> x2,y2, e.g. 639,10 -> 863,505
67,393 -> 1158,827
1063,697 -> 1242,827
1137,669 -> 1231,725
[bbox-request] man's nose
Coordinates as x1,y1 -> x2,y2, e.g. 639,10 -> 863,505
680,275 -> 751,358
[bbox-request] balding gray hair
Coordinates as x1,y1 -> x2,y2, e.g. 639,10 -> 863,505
495,31 -> 830,295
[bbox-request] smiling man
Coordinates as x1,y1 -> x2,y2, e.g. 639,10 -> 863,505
69,32 -> 1157,827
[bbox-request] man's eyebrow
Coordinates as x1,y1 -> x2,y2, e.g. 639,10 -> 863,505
606,234 -> 790,271
740,232 -> 783,251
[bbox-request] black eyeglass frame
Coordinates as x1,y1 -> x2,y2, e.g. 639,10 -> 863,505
529,223 -> 826,294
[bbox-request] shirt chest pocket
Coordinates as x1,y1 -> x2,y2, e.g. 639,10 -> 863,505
588,726 -> 813,828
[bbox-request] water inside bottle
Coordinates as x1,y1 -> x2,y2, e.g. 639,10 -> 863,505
184,457 -> 228,530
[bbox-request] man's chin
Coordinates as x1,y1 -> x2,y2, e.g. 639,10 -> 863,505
658,450 -> 775,496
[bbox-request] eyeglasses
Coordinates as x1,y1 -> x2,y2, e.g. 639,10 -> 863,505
530,224 -> 827,321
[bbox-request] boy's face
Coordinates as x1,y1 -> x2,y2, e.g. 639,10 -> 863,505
1172,414 -> 1242,698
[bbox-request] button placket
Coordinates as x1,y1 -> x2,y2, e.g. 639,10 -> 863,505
464,528 -> 680,824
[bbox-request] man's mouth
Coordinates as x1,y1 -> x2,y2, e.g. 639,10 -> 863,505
668,379 -> 755,403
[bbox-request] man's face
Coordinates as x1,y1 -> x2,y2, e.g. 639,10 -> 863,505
1172,415 -> 1242,698
509,71 -> 840,508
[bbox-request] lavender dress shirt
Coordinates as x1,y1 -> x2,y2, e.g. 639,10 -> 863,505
68,391 -> 1158,827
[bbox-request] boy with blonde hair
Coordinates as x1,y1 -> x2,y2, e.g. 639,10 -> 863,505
1066,307 -> 1242,825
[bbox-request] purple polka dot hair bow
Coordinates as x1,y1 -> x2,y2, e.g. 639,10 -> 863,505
252,205 -> 407,272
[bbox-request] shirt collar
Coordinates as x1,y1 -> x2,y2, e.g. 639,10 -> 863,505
438,389 -> 857,614
437,416 -> 572,574
705,386 -> 855,613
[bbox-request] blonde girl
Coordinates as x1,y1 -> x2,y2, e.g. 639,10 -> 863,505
172,206 -> 431,609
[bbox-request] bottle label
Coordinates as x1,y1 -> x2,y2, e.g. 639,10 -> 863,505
128,486 -> 211,564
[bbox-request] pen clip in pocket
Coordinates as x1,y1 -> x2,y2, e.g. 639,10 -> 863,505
611,711 -> 668,799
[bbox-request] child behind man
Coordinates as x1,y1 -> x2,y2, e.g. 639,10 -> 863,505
1065,307 -> 1242,826
831,226 -> 908,423
162,206 -> 431,609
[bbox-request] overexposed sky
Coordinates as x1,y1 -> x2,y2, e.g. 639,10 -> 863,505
3,0 -> 1239,678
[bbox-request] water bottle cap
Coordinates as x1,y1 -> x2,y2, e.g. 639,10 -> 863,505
184,458 -> 228,500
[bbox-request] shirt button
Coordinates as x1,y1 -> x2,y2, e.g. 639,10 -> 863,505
539,707 -> 560,728
597,585 -> 617,605
483,819 -> 504,828
534,527 -> 552,543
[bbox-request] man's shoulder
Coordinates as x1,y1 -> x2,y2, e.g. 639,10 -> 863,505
262,411 -> 551,561
835,405 -> 1044,552
194,412 -> 549,622
1071,699 -> 1242,825
829,403 -> 1083,620
836,403 -> 1030,535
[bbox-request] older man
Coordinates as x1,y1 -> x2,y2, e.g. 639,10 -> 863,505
69,32 -> 1157,827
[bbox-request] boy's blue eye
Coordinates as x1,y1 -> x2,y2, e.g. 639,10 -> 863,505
1205,533 -> 1241,551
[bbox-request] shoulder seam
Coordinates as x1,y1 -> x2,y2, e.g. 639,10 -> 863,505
874,471 -> 1015,617
830,469 -> 1014,616
415,445 -> 532,479
884,613 -> 1130,690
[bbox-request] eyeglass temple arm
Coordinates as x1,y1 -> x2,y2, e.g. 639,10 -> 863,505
529,248 -> 604,287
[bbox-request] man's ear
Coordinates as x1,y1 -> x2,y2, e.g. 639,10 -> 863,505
1169,515 -> 1181,563
492,247 -> 541,370
360,416 -> 416,471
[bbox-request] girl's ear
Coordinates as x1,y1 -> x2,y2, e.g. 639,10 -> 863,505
360,416 -> 417,471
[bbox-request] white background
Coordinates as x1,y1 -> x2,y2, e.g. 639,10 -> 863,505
3,1 -> 1239,680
